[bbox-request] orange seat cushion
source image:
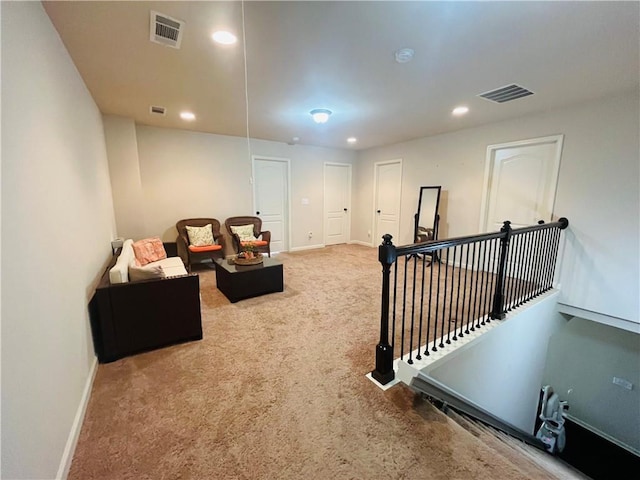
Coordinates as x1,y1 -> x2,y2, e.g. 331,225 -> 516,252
241,240 -> 268,247
188,244 -> 222,253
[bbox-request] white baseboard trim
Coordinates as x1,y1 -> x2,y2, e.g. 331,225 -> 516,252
289,244 -> 325,252
56,356 -> 98,480
349,240 -> 374,247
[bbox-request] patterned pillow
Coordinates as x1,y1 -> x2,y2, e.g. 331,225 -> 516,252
230,224 -> 257,241
132,237 -> 167,266
186,224 -> 214,246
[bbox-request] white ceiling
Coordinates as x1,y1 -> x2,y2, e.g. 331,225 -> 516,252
43,1 -> 639,151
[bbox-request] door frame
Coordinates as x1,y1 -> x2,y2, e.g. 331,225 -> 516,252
372,158 -> 403,247
479,135 -> 564,232
323,162 -> 352,246
251,155 -> 292,253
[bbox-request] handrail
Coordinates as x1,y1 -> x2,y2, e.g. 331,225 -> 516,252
371,218 -> 569,386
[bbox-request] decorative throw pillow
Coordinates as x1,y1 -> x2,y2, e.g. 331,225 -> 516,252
128,263 -> 165,282
230,224 -> 257,241
186,224 -> 214,246
132,237 -> 167,266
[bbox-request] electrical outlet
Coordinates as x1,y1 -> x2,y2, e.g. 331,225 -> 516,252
308,231 -> 313,238
367,230 -> 371,237
613,376 -> 633,390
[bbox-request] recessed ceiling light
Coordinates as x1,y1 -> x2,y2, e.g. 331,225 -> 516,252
452,106 -> 469,116
394,48 -> 415,64
310,108 -> 332,124
212,31 -> 237,45
347,137 -> 357,144
180,111 -> 196,121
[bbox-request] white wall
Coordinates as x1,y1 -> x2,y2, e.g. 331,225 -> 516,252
1,3 -> 116,479
111,125 -> 356,252
543,317 -> 640,454
103,115 -> 147,240
354,91 -> 639,324
426,293 -> 567,434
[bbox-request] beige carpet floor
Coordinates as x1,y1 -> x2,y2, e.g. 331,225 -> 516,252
69,244 -> 580,480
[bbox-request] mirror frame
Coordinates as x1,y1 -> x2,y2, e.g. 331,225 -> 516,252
414,185 -> 442,244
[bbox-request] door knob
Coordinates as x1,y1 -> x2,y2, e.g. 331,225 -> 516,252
343,208 -> 348,212
377,209 -> 381,213
256,211 -> 260,215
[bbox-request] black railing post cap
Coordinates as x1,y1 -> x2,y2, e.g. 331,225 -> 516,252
382,234 -> 393,245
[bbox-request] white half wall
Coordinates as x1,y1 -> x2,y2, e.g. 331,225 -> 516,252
425,293 -> 566,434
1,3 -> 116,478
354,91 -> 639,324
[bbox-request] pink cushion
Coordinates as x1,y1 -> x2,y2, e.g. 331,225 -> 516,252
188,244 -> 222,253
132,237 -> 167,266
241,240 -> 268,247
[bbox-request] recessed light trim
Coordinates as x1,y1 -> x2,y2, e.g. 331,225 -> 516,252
452,106 -> 469,116
310,108 -> 332,124
347,137 -> 357,144
180,111 -> 196,121
212,30 -> 237,45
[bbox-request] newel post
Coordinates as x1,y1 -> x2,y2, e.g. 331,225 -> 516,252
490,220 -> 512,320
371,234 -> 397,385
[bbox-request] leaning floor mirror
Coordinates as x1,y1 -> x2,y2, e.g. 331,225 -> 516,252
414,186 -> 442,245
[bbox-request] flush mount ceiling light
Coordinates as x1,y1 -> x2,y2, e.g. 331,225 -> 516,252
452,106 -> 469,116
212,30 -> 237,45
394,47 -> 415,64
347,137 -> 357,144
310,108 -> 332,124
180,111 -> 196,121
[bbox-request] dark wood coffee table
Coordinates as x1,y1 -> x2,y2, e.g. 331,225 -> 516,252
214,257 -> 284,303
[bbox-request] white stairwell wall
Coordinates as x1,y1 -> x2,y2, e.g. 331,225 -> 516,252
399,291 -> 566,434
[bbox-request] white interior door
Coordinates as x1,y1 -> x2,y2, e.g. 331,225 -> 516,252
324,163 -> 351,245
479,136 -> 563,275
373,159 -> 402,245
253,156 -> 289,253
481,135 -> 564,232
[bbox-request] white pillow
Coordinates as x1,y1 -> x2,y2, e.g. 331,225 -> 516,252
129,263 -> 165,282
230,224 -> 257,241
186,224 -> 214,246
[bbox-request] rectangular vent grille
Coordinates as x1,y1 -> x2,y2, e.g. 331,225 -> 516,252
150,11 -> 184,49
478,84 -> 534,103
150,106 -> 166,115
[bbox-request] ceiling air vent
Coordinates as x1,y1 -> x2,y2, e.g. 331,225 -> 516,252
150,11 -> 184,49
150,105 -> 166,115
478,84 -> 534,103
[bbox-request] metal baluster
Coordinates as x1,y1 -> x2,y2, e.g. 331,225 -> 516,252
453,245 -> 462,340
485,238 -> 497,324
416,254 -> 427,360
432,249 -> 442,352
446,247 -> 456,344
424,247 -> 435,356
470,241 -> 479,331
406,255 -> 418,364
461,243 -> 470,337
506,234 -> 519,310
478,240 -> 487,327
440,248 -> 449,348
400,257 -> 409,361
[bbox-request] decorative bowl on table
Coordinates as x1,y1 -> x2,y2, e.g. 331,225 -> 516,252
233,252 -> 264,265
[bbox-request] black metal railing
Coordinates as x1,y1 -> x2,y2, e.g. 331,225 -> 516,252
371,218 -> 569,386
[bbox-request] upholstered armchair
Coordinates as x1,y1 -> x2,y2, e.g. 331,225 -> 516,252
176,218 -> 225,272
224,216 -> 271,257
